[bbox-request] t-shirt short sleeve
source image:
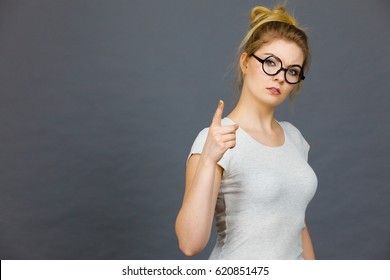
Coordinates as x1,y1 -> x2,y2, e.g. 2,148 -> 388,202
282,121 -> 311,162
186,127 -> 231,171
299,132 -> 310,162
296,131 -> 314,230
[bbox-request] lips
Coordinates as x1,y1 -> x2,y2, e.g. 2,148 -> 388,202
267,87 -> 281,95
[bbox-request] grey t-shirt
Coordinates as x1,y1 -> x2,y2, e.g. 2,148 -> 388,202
186,117 -> 318,259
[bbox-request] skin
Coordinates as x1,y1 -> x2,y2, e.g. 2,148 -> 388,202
175,38 -> 315,259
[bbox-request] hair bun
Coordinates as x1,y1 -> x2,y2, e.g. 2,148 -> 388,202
250,5 -> 297,28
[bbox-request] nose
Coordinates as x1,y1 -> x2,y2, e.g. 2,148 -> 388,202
272,69 -> 285,83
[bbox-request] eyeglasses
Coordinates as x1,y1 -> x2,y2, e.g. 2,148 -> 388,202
250,54 -> 305,84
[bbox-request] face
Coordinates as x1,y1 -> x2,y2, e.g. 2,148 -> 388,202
240,39 -> 304,107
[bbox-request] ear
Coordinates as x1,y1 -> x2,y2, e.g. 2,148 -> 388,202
240,52 -> 249,74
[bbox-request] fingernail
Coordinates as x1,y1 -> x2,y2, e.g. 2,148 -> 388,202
218,100 -> 223,106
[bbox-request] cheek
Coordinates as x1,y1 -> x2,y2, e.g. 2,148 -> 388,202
284,84 -> 296,95
246,67 -> 268,86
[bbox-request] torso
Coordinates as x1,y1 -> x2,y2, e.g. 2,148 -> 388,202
208,117 -> 318,260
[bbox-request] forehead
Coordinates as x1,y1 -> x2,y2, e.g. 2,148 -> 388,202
255,39 -> 304,66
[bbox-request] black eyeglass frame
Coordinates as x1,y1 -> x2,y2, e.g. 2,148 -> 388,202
250,54 -> 305,84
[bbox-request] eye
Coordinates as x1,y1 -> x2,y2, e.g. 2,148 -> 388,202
287,67 -> 301,77
265,57 -> 277,67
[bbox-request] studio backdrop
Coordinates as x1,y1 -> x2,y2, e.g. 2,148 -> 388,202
0,0 -> 389,259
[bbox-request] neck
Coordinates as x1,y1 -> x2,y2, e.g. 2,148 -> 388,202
228,92 -> 277,132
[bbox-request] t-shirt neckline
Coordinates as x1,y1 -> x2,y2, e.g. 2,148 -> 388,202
224,117 -> 287,149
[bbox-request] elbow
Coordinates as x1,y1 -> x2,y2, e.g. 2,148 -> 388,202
176,229 -> 205,257
175,214 -> 208,256
178,242 -> 203,257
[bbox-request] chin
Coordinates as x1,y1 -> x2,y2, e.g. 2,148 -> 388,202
263,92 -> 288,102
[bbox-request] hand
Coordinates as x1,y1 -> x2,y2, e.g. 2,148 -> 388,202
202,100 -> 239,164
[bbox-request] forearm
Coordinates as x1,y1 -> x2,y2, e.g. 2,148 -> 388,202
302,222 -> 316,260
176,156 -> 220,254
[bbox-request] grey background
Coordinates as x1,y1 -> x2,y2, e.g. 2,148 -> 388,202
0,0 -> 389,260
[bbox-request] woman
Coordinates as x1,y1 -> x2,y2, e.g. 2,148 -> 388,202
175,5 -> 318,260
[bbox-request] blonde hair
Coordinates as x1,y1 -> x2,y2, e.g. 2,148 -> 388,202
236,5 -> 310,102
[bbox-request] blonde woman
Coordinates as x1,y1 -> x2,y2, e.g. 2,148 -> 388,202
176,5 -> 318,260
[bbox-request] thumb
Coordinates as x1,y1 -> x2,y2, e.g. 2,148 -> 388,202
211,100 -> 224,127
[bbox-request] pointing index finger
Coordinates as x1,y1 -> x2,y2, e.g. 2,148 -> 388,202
211,100 -> 224,127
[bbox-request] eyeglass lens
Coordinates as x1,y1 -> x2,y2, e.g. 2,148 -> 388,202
262,56 -> 302,84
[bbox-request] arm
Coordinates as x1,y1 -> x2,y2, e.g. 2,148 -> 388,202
175,100 -> 238,256
302,220 -> 316,260
175,154 -> 223,256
